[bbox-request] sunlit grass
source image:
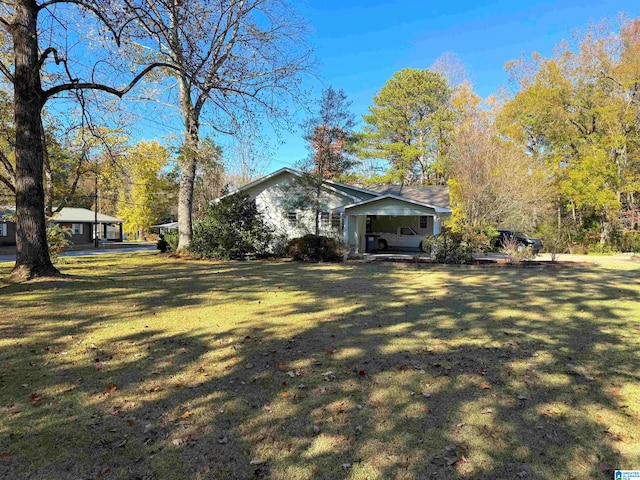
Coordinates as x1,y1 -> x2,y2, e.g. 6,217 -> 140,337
0,253 -> 639,479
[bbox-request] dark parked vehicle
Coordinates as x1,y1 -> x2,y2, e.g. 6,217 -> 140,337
495,230 -> 543,255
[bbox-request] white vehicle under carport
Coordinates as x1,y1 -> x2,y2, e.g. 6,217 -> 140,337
371,227 -> 425,251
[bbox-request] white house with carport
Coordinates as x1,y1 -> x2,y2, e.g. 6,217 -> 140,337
219,167 -> 451,255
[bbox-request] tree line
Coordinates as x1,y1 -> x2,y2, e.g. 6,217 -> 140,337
306,17 -> 640,253
1,6 -> 638,279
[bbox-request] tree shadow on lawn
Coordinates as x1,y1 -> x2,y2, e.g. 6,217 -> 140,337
0,256 -> 639,479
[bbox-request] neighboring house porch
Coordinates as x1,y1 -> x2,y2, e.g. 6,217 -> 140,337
0,207 -> 124,246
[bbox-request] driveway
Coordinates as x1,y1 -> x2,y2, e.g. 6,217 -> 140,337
0,244 -> 156,263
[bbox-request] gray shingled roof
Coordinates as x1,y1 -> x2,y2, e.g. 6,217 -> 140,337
360,184 -> 450,209
0,206 -> 123,223
52,208 -> 123,224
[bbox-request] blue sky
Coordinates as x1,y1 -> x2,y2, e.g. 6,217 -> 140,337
133,0 -> 638,171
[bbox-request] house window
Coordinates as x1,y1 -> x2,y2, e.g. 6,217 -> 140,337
420,216 -> 429,229
331,213 -> 341,229
320,212 -> 330,226
72,223 -> 83,235
0,223 -> 6,237
286,212 -> 297,226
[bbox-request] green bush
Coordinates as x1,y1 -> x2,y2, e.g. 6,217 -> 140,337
285,234 -> 342,262
587,242 -> 618,255
157,231 -> 179,253
620,232 -> 640,252
189,194 -> 272,260
47,223 -> 71,263
422,228 -> 473,264
157,234 -> 168,253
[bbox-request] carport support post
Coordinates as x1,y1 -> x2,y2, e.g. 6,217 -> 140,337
119,224 -> 123,242
342,214 -> 350,260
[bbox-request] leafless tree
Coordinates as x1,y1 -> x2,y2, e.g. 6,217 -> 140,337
449,118 -> 551,231
123,0 -> 313,252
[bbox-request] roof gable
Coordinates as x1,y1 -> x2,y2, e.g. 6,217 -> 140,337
219,167 -> 367,203
337,194 -> 451,215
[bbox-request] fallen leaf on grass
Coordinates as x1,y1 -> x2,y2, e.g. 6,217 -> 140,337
102,384 -> 117,395
29,393 -> 45,407
181,411 -> 191,419
358,370 -> 366,377
96,467 -> 111,477
480,382 -> 491,390
106,406 -> 119,416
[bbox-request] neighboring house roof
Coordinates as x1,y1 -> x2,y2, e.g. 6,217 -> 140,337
360,184 -> 451,209
151,221 -> 178,229
1,206 -> 123,223
51,208 -> 123,224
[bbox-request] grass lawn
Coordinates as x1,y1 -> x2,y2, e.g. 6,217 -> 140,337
0,253 -> 639,479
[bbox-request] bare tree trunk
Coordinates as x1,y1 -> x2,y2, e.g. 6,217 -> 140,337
176,79 -> 200,254
10,0 -> 58,279
600,212 -> 612,245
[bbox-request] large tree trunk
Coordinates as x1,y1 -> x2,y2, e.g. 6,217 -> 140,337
10,0 -> 59,279
176,79 -> 200,254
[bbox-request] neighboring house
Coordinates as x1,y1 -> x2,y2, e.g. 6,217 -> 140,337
0,208 -> 16,247
219,167 -> 451,255
150,221 -> 179,235
0,207 -> 124,246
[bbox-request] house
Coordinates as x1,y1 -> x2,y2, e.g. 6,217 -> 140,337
0,207 -> 124,247
220,167 -> 451,255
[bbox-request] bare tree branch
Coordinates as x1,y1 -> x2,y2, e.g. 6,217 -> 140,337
43,61 -> 178,99
0,149 -> 14,178
0,172 -> 14,193
0,58 -> 13,83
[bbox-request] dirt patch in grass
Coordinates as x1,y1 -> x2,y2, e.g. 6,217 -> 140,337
0,252 -> 639,479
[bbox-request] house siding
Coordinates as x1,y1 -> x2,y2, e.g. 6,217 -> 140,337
0,221 -> 16,246
242,171 -> 357,242
57,222 -> 93,244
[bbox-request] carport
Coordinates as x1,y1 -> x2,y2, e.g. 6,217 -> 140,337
334,195 -> 451,256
